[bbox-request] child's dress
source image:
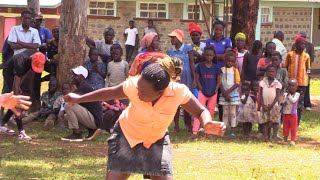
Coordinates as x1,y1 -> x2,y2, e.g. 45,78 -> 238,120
259,77 -> 282,124
237,94 -> 258,123
219,67 -> 241,105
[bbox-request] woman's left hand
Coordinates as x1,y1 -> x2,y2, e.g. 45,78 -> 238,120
204,121 -> 226,136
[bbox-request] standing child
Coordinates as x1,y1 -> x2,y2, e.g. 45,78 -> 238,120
84,48 -> 107,90
237,83 -> 258,137
219,50 -> 241,137
282,79 -> 300,145
107,44 -> 129,87
259,65 -> 282,142
124,20 -> 139,63
241,40 -> 263,84
193,46 -> 222,138
271,51 -> 288,96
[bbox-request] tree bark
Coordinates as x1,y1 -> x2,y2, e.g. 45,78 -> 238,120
230,0 -> 259,49
57,0 -> 88,86
27,0 -> 40,15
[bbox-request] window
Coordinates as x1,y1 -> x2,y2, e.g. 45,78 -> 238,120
186,4 -> 201,20
261,6 -> 272,23
88,0 -> 115,16
226,4 -> 232,22
139,2 -> 167,18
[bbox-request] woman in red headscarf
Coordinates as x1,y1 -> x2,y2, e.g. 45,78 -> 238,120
129,32 -> 168,76
189,22 -> 206,64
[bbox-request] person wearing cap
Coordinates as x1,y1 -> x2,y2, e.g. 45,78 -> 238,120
284,35 -> 311,125
32,13 -> 53,46
61,66 -> 103,142
234,32 -> 248,75
272,31 -> 287,64
86,27 -> 119,64
0,51 -> 45,140
167,29 -> 196,133
63,62 -> 226,179
7,10 -> 41,55
189,22 -> 206,64
291,32 -> 314,111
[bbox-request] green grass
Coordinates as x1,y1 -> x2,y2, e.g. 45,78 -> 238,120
310,79 -> 320,96
0,112 -> 320,179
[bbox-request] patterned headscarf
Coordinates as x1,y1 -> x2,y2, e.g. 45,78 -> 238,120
140,32 -> 158,48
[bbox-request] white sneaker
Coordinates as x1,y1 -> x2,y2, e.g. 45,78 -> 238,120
18,130 -> 32,141
0,126 -> 15,135
290,141 -> 296,146
305,107 -> 311,111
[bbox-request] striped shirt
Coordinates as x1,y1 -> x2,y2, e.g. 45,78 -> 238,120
284,51 -> 310,86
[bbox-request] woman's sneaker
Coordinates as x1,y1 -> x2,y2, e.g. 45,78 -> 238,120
0,126 -> 15,135
18,130 -> 32,141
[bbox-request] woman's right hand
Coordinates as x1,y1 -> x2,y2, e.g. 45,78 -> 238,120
64,93 -> 81,105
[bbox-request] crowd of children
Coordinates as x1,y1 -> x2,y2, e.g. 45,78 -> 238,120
0,11 -> 313,146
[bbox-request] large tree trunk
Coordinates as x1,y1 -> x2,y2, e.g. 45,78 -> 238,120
230,0 -> 259,49
57,0 -> 88,86
27,0 -> 40,15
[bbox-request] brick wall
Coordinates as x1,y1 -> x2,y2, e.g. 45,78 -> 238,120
260,7 -> 312,49
259,7 -> 319,71
87,2 -> 211,55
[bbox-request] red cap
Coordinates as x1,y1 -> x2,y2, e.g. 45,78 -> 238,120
295,35 -> 305,44
31,52 -> 45,73
188,22 -> 202,35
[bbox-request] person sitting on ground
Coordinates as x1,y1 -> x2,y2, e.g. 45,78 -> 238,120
101,99 -> 127,133
84,47 -> 107,90
52,82 -> 72,129
61,66 -> 103,142
22,78 -> 62,130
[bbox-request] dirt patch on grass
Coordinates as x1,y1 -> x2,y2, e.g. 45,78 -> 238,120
297,140 -> 320,149
311,96 -> 320,112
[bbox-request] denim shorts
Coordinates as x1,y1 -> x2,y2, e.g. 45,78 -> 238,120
107,123 -> 173,176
